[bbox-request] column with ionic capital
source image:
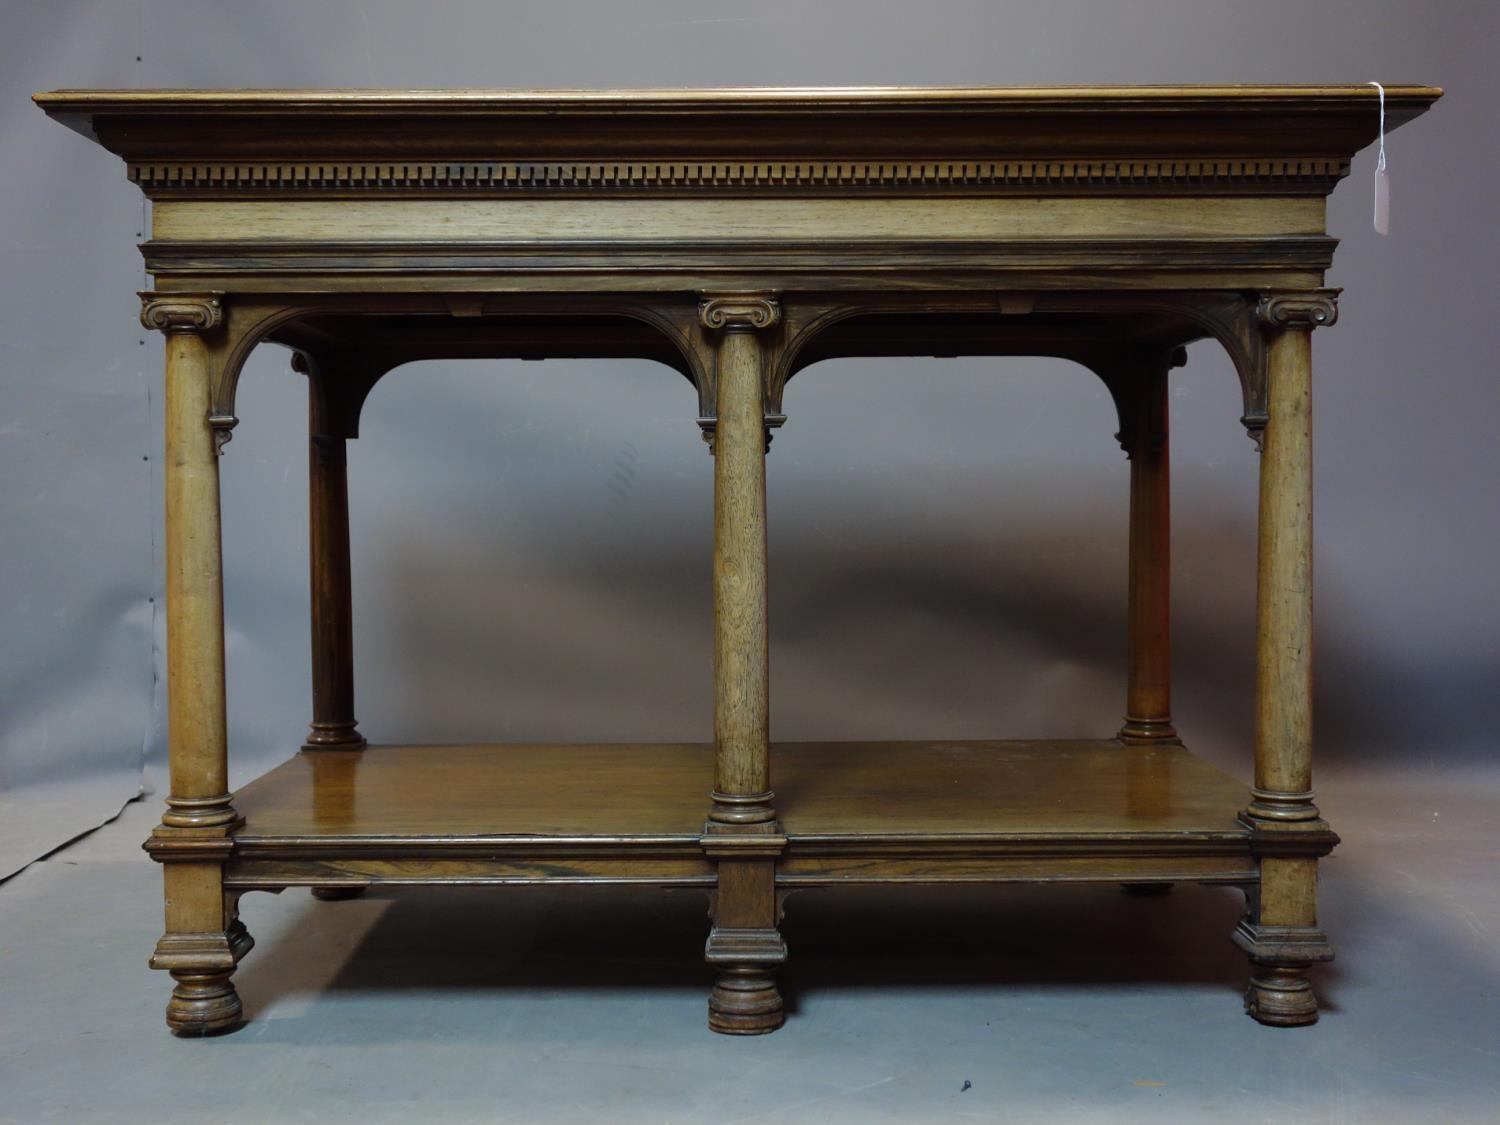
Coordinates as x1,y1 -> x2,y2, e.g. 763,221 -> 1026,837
1234,289 -> 1340,1027
1246,291 -> 1337,829
697,292 -> 786,1034
701,293 -> 780,829
142,291 -> 237,833
140,290 -> 249,1035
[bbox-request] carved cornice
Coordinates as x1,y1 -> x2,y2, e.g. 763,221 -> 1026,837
1256,290 -> 1339,330
139,291 -> 223,333
127,158 -> 1350,198
699,293 -> 781,332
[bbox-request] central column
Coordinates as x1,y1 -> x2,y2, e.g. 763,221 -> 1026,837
705,294 -> 777,826
698,292 -> 787,1034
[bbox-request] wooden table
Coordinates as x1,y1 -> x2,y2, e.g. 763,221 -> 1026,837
36,85 -> 1440,1036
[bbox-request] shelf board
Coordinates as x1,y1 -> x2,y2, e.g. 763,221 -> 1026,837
224,741 -> 1257,888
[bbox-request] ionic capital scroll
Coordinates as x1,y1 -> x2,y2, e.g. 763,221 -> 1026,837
699,292 -> 781,332
1255,290 -> 1339,331
139,291 -> 224,334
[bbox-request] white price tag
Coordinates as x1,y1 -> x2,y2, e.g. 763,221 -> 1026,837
1368,81 -> 1390,235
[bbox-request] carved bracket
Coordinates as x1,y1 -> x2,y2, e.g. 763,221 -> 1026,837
696,293 -> 783,452
767,293 -> 1281,455
140,291 -> 241,452
1104,343 -> 1187,460
200,296 -> 711,460
207,415 -> 238,454
1239,289 -> 1339,450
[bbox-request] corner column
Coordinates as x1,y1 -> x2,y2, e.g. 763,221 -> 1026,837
699,293 -> 787,1034
1118,347 -> 1184,745
140,291 -> 250,1035
1234,291 -> 1341,1026
296,353 -> 366,752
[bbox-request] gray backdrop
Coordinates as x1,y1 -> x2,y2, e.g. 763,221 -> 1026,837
2,0 -> 1496,877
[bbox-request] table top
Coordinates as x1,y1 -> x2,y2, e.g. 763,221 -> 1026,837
36,85 -> 1440,165
32,83 -> 1442,112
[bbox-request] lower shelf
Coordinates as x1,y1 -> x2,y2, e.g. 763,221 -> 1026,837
225,740 -> 1258,889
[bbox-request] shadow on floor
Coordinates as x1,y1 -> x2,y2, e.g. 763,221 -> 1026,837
229,880 -> 1318,1039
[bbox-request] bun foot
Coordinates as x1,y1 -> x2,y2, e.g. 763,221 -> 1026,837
1246,967 -> 1319,1026
166,971 -> 243,1036
709,966 -> 785,1035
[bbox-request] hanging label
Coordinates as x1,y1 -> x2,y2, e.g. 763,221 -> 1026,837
1368,81 -> 1390,235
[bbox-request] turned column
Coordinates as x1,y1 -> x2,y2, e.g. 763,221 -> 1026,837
1233,291 -> 1340,1026
698,292 -> 787,1035
297,353 -> 366,752
140,291 -> 249,1035
706,295 -> 776,828
1118,348 -> 1183,745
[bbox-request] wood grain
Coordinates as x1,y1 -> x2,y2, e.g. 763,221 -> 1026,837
706,300 -> 776,826
1119,357 -> 1177,743
301,356 -> 364,751
150,197 -> 1325,243
229,741 -> 1251,844
1255,327 -> 1315,803
160,324 -> 233,824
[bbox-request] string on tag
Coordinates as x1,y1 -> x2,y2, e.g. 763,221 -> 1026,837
1367,81 -> 1390,235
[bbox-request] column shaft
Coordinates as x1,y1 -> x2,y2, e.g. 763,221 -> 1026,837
304,372 -> 364,750
1120,363 -> 1176,743
1253,327 -> 1315,806
162,327 -> 234,827
711,326 -> 772,822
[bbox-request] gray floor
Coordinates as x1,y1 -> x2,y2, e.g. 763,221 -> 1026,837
2,766 -> 1497,1124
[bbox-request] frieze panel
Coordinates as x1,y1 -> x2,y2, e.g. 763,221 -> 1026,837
129,158 -> 1350,197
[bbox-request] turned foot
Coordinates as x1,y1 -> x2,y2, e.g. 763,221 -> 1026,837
150,886 -> 254,1037
1232,910 -> 1332,1028
704,919 -> 787,1035
311,885 -> 366,901
1245,967 -> 1318,1026
166,971 -> 243,1035
709,965 -> 785,1035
